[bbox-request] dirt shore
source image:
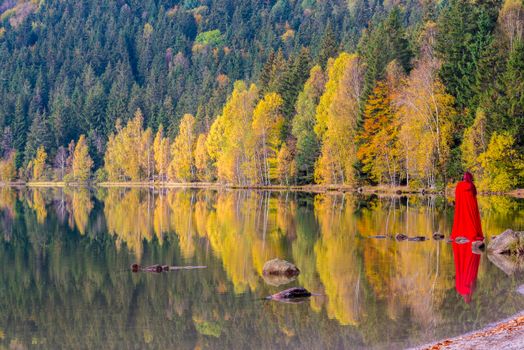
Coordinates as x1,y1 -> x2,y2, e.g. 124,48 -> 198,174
413,312 -> 524,350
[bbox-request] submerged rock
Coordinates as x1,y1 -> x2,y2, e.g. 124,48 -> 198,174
266,287 -> 311,300
262,259 -> 300,277
131,263 -> 207,273
408,236 -> 427,242
488,229 -> 524,255
487,252 -> 524,276
487,230 -> 524,275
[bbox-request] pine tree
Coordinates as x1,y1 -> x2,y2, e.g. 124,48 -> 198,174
24,113 -> 53,165
494,40 -> 524,148
292,65 -> 325,184
317,22 -> 338,69
12,97 -> 27,168
277,48 -> 311,121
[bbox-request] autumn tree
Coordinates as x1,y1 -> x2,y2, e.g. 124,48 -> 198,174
498,0 -> 524,50
169,114 -> 196,182
314,53 -> 365,185
32,146 -> 47,181
276,142 -> 296,185
0,152 -> 17,182
461,108 -> 488,174
358,80 -> 401,185
397,23 -> 457,187
104,109 -> 153,181
71,135 -> 94,182
252,92 -> 285,185
194,133 -> 213,181
206,81 -> 258,184
153,125 -> 170,182
477,132 -> 524,192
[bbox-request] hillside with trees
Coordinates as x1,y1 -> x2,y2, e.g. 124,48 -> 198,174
0,0 -> 522,191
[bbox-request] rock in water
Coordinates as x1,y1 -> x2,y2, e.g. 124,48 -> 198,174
395,234 -> 408,241
488,229 -> 524,255
454,236 -> 470,244
433,232 -> 445,240
262,259 -> 300,277
267,287 -> 311,300
472,240 -> 485,255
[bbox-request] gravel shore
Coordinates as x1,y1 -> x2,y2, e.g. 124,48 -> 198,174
412,311 -> 524,350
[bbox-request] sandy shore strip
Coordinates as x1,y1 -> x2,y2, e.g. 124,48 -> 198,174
412,311 -> 524,350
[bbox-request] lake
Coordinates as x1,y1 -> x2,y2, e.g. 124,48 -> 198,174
0,187 -> 523,349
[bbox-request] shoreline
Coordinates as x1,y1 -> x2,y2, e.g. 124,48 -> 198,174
0,181 -> 522,197
413,311 -> 524,350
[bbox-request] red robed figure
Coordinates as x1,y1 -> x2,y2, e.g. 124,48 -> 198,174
452,241 -> 480,303
451,172 -> 484,241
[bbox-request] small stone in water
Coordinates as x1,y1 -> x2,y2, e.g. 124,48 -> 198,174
433,232 -> 445,240
455,237 -> 470,244
267,287 -> 312,300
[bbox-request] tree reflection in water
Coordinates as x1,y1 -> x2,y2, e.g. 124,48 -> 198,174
0,188 -> 523,349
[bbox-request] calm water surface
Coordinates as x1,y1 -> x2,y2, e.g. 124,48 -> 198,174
0,188 -> 523,349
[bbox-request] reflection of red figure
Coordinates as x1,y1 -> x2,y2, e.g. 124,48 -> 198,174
453,242 -> 480,303
451,172 -> 484,241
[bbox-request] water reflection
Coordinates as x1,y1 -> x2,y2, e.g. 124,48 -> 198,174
0,187 -> 523,349
453,242 -> 481,303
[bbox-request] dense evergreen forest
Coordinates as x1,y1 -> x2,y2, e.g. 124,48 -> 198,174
0,0 -> 522,191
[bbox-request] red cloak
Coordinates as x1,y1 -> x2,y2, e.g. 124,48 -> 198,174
453,241 -> 480,303
451,174 -> 484,241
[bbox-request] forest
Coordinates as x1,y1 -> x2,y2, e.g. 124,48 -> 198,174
0,0 -> 523,191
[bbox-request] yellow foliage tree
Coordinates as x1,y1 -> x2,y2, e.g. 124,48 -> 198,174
32,146 -> 47,180
104,109 -> 153,181
194,133 -> 213,181
0,152 -> 17,183
205,81 -> 258,184
252,92 -> 285,185
314,53 -> 364,185
169,114 -> 196,181
153,125 -> 170,181
276,142 -> 296,185
357,81 -> 401,185
477,131 -> 524,192
396,26 -> 457,188
461,108 -> 488,174
71,134 -> 94,182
